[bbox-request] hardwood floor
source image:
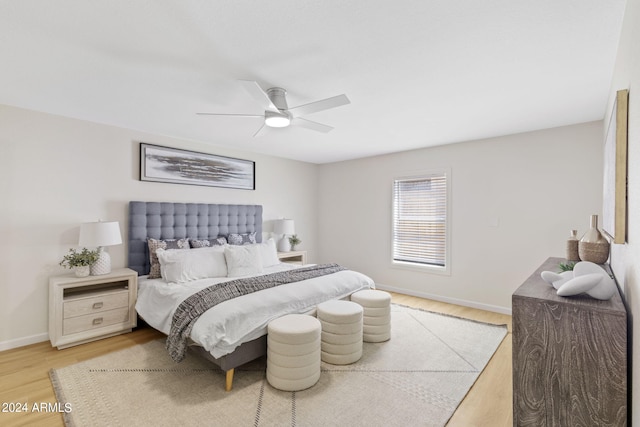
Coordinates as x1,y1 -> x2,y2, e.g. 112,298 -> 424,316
0,293 -> 512,426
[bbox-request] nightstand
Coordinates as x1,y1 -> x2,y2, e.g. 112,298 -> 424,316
49,268 -> 138,349
278,250 -> 307,265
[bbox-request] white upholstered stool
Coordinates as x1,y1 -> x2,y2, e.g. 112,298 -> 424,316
351,290 -> 391,342
267,314 -> 321,391
316,300 -> 363,365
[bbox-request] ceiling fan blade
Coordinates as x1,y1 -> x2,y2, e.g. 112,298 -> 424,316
196,112 -> 263,117
238,80 -> 279,112
253,123 -> 268,138
292,117 -> 334,133
288,94 -> 350,118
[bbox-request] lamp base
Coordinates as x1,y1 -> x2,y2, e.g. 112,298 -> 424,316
278,236 -> 291,252
91,248 -> 112,275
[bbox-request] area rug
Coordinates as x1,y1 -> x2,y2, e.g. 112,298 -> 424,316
50,304 -> 507,427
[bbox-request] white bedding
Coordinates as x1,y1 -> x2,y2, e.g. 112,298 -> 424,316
135,263 -> 375,358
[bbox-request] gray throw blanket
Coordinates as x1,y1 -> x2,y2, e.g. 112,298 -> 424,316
166,263 -> 346,362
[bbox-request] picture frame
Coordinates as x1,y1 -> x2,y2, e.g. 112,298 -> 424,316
602,89 -> 628,244
140,143 -> 255,190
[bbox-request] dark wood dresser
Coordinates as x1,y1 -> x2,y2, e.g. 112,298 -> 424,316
512,257 -> 628,426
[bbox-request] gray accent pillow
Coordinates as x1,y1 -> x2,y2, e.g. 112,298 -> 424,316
228,232 -> 257,245
189,237 -> 228,248
147,238 -> 189,279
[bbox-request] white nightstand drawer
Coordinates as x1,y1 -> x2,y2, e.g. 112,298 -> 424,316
63,290 -> 129,319
63,307 -> 130,335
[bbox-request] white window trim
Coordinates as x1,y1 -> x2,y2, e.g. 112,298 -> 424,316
390,168 -> 451,276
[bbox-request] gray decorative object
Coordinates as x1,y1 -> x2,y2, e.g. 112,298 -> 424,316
140,143 -> 255,190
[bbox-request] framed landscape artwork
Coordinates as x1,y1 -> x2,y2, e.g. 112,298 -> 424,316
602,89 -> 628,244
140,143 -> 255,190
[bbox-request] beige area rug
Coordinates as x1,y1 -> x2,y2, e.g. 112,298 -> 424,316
50,304 -> 507,427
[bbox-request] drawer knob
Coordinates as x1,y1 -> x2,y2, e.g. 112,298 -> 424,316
92,317 -> 104,325
92,302 -> 104,309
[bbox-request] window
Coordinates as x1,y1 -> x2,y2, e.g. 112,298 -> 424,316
392,171 -> 449,272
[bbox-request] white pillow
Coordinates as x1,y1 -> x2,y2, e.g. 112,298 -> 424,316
258,238 -> 280,267
224,244 -> 263,277
156,246 -> 227,283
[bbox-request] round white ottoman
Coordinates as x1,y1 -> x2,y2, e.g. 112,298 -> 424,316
317,300 -> 363,365
267,314 -> 321,391
351,290 -> 391,342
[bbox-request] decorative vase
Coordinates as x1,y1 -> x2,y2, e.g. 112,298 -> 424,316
578,215 -> 610,264
565,230 -> 579,261
75,265 -> 90,277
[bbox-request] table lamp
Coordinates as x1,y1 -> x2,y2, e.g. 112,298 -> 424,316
274,219 -> 295,252
79,220 -> 122,275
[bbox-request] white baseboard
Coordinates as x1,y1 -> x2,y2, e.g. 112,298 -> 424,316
375,283 -> 512,315
0,332 -> 49,352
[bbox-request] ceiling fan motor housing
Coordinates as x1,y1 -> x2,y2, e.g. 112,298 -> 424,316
264,87 -> 291,127
266,87 -> 289,111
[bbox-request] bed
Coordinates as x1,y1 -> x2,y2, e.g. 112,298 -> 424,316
128,201 -> 374,391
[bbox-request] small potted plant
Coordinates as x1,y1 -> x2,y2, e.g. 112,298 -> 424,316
288,234 -> 302,251
60,248 -> 99,277
558,261 -> 575,272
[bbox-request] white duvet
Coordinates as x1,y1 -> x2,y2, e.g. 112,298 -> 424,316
135,263 -> 375,358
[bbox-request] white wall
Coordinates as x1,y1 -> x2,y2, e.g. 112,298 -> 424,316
317,122 -> 603,312
0,105 -> 318,350
0,107 -> 608,349
607,0 -> 640,415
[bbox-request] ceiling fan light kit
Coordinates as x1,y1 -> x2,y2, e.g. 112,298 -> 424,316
264,110 -> 291,128
198,80 -> 350,135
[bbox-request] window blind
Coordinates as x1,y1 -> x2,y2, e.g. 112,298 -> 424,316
392,174 -> 447,267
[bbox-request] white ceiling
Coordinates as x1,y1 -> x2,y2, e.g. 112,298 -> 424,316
0,1 -> 627,164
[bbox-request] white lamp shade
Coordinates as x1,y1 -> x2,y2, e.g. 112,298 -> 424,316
79,221 -> 122,247
274,219 -> 295,235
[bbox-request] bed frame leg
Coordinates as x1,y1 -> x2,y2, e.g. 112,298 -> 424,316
225,369 -> 234,392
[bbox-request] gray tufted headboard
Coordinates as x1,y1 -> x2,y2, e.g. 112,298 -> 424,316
128,201 -> 263,275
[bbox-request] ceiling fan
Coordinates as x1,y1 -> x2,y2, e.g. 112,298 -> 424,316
197,80 -> 350,137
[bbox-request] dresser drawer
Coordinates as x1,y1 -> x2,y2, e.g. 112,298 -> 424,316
63,307 -> 130,335
63,290 -> 128,319
50,268 -> 138,349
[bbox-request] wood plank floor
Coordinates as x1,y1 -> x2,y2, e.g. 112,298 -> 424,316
0,292 -> 512,426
